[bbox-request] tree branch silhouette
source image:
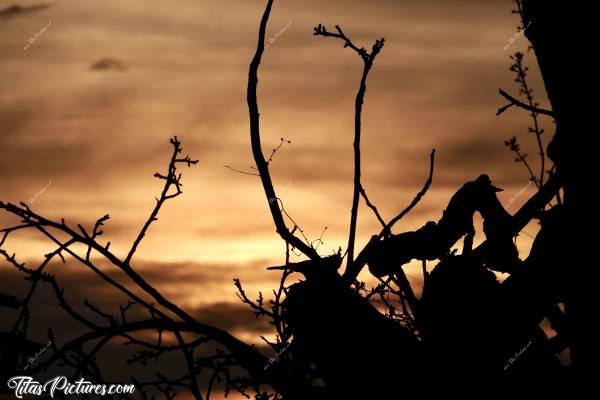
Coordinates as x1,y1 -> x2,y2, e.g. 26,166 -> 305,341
313,23 -> 385,269
343,149 -> 435,283
1,137 -> 275,399
497,88 -> 555,118
359,185 -> 386,229
126,136 -> 198,264
247,0 -> 319,261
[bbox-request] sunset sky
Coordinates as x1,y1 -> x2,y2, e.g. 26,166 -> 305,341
1,0 -> 554,395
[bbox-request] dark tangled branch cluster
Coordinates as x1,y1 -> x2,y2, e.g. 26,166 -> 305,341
0,138 -> 278,399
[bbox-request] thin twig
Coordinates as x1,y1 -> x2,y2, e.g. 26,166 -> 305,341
497,89 -> 555,118
504,136 -> 539,188
383,149 -> 435,236
359,185 -> 386,228
126,137 -> 198,264
224,165 -> 260,176
509,53 -> 547,185
267,138 -> 291,165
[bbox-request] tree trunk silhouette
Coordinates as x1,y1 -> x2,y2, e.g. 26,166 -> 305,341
521,0 -> 595,377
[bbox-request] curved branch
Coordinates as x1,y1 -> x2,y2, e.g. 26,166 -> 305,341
383,149 -> 435,234
343,149 -> 435,282
247,0 -> 319,260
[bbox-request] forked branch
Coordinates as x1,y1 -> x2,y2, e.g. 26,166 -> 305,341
314,23 -> 385,269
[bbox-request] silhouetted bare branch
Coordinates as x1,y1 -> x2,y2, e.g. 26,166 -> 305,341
314,23 -> 385,269
343,149 -> 435,283
0,137 -> 273,399
359,185 -> 386,228
126,136 -> 198,264
383,149 -> 435,235
223,165 -> 260,176
247,0 -> 319,261
497,88 -> 555,118
504,136 -> 539,188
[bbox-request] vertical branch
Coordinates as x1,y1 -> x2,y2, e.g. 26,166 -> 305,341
498,52 -> 552,188
347,63 -> 370,267
511,52 -> 546,186
313,24 -> 384,268
247,0 -> 319,260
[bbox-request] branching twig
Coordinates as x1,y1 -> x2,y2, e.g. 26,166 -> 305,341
359,185 -> 386,228
497,88 -> 555,118
267,138 -> 291,165
510,52 -> 546,186
342,149 -> 435,284
499,52 -> 554,188
504,136 -> 538,187
314,23 -> 385,269
126,136 -> 198,264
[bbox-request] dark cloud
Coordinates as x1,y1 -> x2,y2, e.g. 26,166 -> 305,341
0,255 -> 274,397
192,302 -> 271,334
0,100 -> 35,139
0,263 -> 271,395
90,58 -> 127,72
0,132 -> 89,181
0,3 -> 50,19
0,100 -> 87,183
0,258 -> 274,359
0,256 -> 269,299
